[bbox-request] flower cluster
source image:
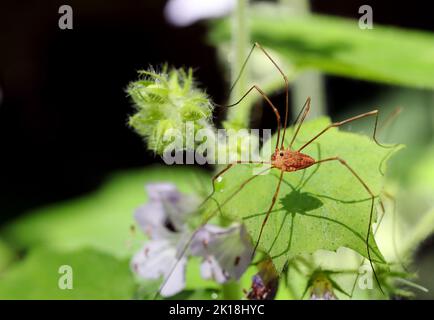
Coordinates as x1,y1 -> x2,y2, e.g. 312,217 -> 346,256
308,272 -> 337,300
131,182 -> 253,297
244,259 -> 279,300
127,67 -> 215,155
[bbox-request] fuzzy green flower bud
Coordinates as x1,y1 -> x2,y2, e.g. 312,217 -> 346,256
127,66 -> 215,155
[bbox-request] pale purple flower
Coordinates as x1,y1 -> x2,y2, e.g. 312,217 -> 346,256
245,260 -> 279,300
190,224 -> 253,283
131,183 -> 197,296
245,275 -> 272,300
309,274 -> 337,300
132,239 -> 188,297
134,183 -> 198,239
131,182 -> 253,297
164,0 -> 236,27
310,290 -> 336,300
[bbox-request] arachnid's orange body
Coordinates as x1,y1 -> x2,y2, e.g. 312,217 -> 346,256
271,149 -> 315,172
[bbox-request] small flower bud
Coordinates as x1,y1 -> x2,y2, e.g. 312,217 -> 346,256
309,272 -> 337,300
127,66 -> 215,155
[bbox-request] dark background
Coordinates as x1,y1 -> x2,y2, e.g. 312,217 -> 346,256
0,0 -> 433,225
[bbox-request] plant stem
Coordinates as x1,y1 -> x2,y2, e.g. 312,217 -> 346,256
292,70 -> 326,119
225,0 -> 251,130
281,0 -> 327,119
220,0 -> 249,300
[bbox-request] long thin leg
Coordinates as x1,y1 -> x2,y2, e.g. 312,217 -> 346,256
228,43 -> 254,96
200,160 -> 270,208
155,166 -> 272,299
314,156 -> 384,294
225,42 -> 289,150
350,197 -> 387,297
253,43 -> 290,147
215,166 -> 274,216
252,170 -> 285,259
288,97 -> 311,149
298,110 -> 392,152
223,85 -> 282,150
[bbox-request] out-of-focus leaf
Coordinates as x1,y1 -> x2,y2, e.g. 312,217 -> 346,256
408,146 -> 434,191
402,208 -> 434,257
0,239 -> 14,272
0,248 -> 135,299
210,4 -> 434,89
1,167 -> 210,258
395,146 -> 434,256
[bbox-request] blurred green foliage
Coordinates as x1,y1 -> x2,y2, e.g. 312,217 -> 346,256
210,4 -> 434,89
0,167 -> 212,299
0,248 -> 134,299
1,167 -> 210,258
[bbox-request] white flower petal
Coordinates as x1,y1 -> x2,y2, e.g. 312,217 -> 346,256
134,202 -> 171,239
191,223 -> 253,282
163,193 -> 200,231
146,183 -> 179,202
164,0 -> 236,27
200,256 -> 229,283
135,182 -> 199,238
131,239 -> 187,297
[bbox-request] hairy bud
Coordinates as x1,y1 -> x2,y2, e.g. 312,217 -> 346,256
127,66 -> 215,155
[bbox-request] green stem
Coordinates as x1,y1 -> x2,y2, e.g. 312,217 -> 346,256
281,0 -> 327,119
225,0 -> 251,130
220,0 -> 249,300
292,71 -> 326,119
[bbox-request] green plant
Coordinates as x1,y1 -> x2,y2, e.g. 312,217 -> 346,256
1,0 -> 434,301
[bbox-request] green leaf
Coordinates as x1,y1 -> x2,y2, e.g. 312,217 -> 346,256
1,167 -> 210,258
206,117 -> 402,272
0,238 -> 14,272
398,146 -> 434,257
210,4 -> 434,89
0,248 -> 135,299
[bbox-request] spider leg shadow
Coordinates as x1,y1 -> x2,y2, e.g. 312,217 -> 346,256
243,176 -> 381,264
240,143 -> 381,262
243,186 -> 324,259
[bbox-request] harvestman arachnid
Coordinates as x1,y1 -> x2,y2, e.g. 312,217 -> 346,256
158,42 -> 396,297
